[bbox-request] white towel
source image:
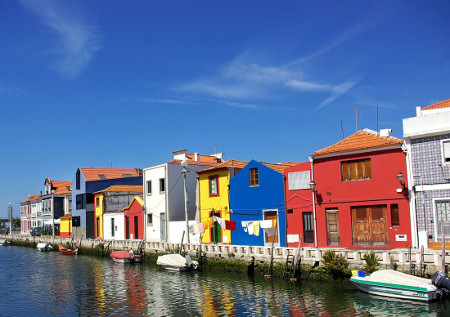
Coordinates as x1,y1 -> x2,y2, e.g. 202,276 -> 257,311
241,221 -> 248,232
260,220 -> 273,229
247,221 -> 254,235
217,217 -> 226,232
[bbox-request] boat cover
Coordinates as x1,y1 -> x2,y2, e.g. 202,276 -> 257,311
110,250 -> 131,259
157,254 -> 188,268
364,270 -> 436,290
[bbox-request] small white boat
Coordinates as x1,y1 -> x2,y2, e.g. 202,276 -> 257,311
36,243 -> 53,252
0,239 -> 10,246
157,254 -> 198,271
110,250 -> 141,263
351,270 -> 450,302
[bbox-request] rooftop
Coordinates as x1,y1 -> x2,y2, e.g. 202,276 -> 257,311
422,98 -> 450,110
95,185 -> 143,194
80,168 -> 141,182
312,129 -> 403,158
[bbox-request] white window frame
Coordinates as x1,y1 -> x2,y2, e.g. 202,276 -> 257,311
433,198 -> 450,240
146,180 -> 152,195
441,139 -> 450,166
148,213 -> 153,226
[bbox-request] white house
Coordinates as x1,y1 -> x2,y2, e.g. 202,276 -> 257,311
403,98 -> 450,248
103,212 -> 125,241
143,149 -> 223,244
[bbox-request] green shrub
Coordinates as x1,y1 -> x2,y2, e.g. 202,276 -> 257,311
321,250 -> 351,279
363,252 -> 380,273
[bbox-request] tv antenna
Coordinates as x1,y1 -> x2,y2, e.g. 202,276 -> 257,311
351,105 -> 362,132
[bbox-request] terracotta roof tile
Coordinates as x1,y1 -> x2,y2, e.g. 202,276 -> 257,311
51,180 -> 72,195
59,212 -> 72,220
198,159 -> 249,174
80,168 -> 141,181
261,162 -> 300,173
312,129 -> 403,157
168,159 -> 221,167
422,98 -> 450,110
96,185 -> 143,194
20,194 -> 41,204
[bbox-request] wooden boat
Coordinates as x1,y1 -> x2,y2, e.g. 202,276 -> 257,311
36,243 -> 52,252
58,245 -> 78,255
156,254 -> 198,271
110,250 -> 142,263
351,269 -> 450,302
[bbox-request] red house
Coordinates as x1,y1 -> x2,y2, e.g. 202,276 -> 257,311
310,129 -> 411,249
284,162 -> 315,247
123,196 -> 144,240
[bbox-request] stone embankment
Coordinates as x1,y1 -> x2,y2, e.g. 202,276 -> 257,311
4,234 -> 449,277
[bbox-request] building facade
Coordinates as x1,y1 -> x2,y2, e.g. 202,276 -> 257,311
403,99 -> 450,247
124,196 -> 144,240
310,129 -> 411,249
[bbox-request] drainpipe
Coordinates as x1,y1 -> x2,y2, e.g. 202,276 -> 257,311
309,156 -> 318,248
404,139 -> 418,248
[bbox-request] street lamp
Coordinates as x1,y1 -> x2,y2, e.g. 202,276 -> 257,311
396,172 -> 406,193
181,159 -> 190,244
8,202 -> 12,237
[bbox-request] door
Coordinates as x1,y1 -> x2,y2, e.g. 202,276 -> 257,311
210,210 -> 221,244
352,205 -> 389,246
125,216 -> 130,239
326,209 -> 340,245
302,212 -> 314,244
264,210 -> 279,244
86,211 -> 95,239
134,216 -> 139,240
96,217 -> 100,238
160,213 -> 166,242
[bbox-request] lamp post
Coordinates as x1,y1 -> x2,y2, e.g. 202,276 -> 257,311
397,172 -> 406,193
181,159 -> 190,244
309,180 -> 318,248
8,202 -> 12,237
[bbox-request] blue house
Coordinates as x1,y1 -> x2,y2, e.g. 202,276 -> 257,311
229,160 -> 294,247
71,168 -> 142,239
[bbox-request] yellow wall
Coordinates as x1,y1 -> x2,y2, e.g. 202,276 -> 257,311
198,169 -> 232,244
94,192 -> 104,238
60,217 -> 72,237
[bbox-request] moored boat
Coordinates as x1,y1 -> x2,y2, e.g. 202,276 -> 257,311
58,244 -> 78,255
37,243 -> 53,252
156,254 -> 198,271
110,250 -> 142,263
351,269 -> 450,302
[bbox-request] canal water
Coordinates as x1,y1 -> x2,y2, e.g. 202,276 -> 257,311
0,247 -> 448,316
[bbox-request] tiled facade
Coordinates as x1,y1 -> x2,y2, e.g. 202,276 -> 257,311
415,188 -> 450,240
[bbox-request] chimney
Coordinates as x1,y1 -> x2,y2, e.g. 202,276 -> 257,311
40,191 -> 42,196
379,128 -> 392,137
194,152 -> 200,161
172,149 -> 187,160
416,106 -> 422,117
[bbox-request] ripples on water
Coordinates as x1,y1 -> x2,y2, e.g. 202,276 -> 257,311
0,247 -> 449,316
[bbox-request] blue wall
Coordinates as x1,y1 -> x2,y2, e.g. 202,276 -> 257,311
230,160 -> 286,247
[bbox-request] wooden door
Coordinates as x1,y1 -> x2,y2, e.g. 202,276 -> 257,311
264,211 -> 278,244
134,216 -> 139,240
125,216 -> 129,239
351,205 -> 389,246
326,209 -> 340,245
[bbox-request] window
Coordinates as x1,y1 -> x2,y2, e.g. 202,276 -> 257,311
436,200 -> 450,238
391,204 -> 400,226
159,178 -> 165,192
249,168 -> 259,187
147,181 -> 152,195
76,194 -> 85,210
95,197 -> 100,207
76,169 -> 80,190
341,159 -> 371,181
303,212 -> 314,244
209,176 -> 219,196
443,140 -> 450,164
148,213 -> 153,226
111,218 -> 115,237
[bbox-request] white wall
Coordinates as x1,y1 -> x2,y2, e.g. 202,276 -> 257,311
103,213 -> 125,240
403,109 -> 450,138
143,164 -> 167,242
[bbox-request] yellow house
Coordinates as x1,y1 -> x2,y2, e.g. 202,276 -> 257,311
60,212 -> 72,238
93,191 -> 104,239
197,160 -> 247,244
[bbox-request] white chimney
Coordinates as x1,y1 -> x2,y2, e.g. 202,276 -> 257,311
172,149 -> 187,160
379,128 -> 392,137
194,152 -> 200,161
416,106 -> 422,117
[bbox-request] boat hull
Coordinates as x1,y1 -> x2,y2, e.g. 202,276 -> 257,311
58,245 -> 78,255
351,276 -> 438,302
109,250 -> 141,264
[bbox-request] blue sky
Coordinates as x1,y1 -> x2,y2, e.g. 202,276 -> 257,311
1,0 -> 450,218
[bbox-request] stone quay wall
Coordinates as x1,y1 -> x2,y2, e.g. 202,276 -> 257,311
5,234 -> 449,275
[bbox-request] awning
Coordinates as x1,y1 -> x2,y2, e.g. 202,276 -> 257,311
43,219 -> 60,225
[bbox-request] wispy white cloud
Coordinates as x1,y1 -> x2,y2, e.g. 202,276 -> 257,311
19,0 -> 101,78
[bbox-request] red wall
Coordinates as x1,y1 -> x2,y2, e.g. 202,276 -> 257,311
285,162 -> 314,248
313,149 -> 411,249
124,199 -> 143,240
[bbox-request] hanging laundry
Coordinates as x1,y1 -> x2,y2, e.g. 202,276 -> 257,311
226,220 -> 236,231
193,223 -> 199,234
265,227 -> 276,236
198,222 -> 205,234
241,221 -> 248,232
273,219 -> 277,228
260,220 -> 273,229
247,221 -> 254,235
216,217 -> 226,232
203,220 -> 210,230
207,217 -> 213,229
254,221 -> 260,236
